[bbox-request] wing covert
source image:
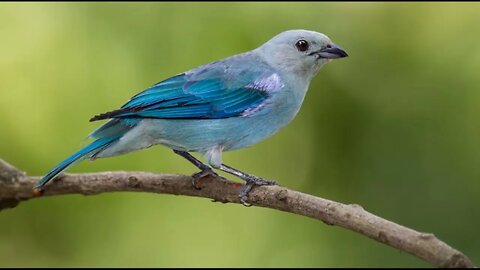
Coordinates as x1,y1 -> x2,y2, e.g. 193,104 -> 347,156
90,61 -> 283,121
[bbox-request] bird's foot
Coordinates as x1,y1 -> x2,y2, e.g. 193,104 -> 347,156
239,176 -> 277,207
191,167 -> 219,189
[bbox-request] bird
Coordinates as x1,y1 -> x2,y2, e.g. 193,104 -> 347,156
34,29 -> 348,205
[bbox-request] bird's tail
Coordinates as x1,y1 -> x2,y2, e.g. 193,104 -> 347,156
34,118 -> 140,193
34,136 -> 120,191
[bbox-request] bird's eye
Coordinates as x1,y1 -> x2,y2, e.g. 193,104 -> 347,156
295,39 -> 309,52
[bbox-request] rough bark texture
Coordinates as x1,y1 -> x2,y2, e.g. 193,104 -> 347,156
0,158 -> 474,268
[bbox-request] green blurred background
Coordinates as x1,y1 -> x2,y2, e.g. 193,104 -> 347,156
1,2 -> 479,267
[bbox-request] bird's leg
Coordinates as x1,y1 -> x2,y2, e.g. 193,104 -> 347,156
173,150 -> 219,189
217,164 -> 277,206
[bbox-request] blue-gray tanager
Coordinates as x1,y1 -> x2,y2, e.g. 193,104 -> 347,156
35,29 -> 348,205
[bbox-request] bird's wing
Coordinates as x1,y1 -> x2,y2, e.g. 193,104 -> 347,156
90,60 -> 284,121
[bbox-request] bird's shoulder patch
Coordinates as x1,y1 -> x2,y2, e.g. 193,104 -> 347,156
245,73 -> 284,93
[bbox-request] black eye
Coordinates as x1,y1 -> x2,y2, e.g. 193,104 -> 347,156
295,39 -> 309,52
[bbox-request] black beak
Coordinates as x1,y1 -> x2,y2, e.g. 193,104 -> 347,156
313,44 -> 348,59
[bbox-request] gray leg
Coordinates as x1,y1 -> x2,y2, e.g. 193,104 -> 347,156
217,164 -> 277,206
173,150 -> 277,206
173,150 -> 219,188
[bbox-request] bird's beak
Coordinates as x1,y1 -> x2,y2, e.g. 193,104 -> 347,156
314,44 -> 348,59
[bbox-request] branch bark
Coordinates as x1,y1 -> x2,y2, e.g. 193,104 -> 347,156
0,158 -> 474,268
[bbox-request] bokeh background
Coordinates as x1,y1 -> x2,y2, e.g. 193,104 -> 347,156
1,2 -> 479,267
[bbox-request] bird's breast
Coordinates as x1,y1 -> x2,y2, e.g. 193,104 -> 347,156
223,83 -> 308,150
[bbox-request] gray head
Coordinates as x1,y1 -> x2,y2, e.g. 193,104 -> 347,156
257,30 -> 348,80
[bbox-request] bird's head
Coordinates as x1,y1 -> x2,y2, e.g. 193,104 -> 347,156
258,29 -> 348,80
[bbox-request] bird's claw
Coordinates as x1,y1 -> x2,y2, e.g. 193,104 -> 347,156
239,176 -> 277,207
191,167 -> 219,189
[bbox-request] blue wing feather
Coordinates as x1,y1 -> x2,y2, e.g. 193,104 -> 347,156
90,59 -> 283,121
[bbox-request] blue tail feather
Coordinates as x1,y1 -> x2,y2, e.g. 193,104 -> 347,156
37,119 -> 140,190
35,137 -> 119,189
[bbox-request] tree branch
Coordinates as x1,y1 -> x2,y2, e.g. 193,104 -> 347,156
0,158 -> 474,268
